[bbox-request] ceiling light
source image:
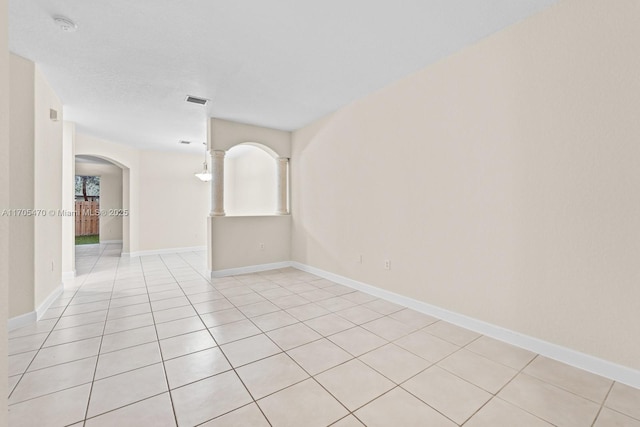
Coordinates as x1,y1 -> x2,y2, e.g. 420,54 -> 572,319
195,143 -> 212,182
185,95 -> 209,106
53,16 -> 77,32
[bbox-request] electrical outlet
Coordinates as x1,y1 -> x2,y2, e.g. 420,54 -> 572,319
259,243 -> 265,251
384,259 -> 390,270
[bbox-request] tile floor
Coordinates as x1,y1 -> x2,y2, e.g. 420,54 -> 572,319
7,243 -> 640,426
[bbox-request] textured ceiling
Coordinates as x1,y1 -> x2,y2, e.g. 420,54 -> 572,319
9,0 -> 558,152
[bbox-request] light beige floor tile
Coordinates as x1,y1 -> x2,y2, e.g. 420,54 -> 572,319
100,325 -> 158,353
359,343 -> 431,383
606,382 -> 640,420
362,299 -> 405,315
171,371 -> 252,426
335,306 -> 383,325
288,338 -> 352,375
257,287 -> 294,299
63,300 -> 110,316
209,319 -> 262,344
164,347 -> 231,389
297,289 -> 334,302
152,305 -> 197,323
8,350 -> 37,376
221,334 -> 281,367
341,291 -> 377,304
423,321 -> 481,346
395,330 -> 459,362
160,329 -> 217,360
324,285 -> 354,296
524,356 -> 613,403
150,295 -> 190,311
286,303 -> 331,321
103,312 -> 155,334
108,294 -> 149,309
361,316 -> 415,341
316,296 -> 357,312
267,323 -> 322,350
29,337 -> 102,371
237,353 -> 309,399
465,335 -> 536,370
465,398 -> 553,427
55,310 -> 108,329
402,365 -> 491,424
9,356 -> 97,404
438,348 -> 517,393
316,359 -> 395,410
201,403 -> 270,427
8,383 -> 91,427
252,310 -> 299,332
95,341 -> 162,379
187,290 -> 225,304
8,375 -> 20,395
155,316 -> 206,339
238,301 -> 281,318
107,302 -> 151,320
200,308 -> 246,328
355,387 -> 457,427
328,326 -> 387,356
258,378 -> 348,427
148,289 -> 183,301
88,363 -> 168,417
271,294 -> 311,310
331,415 -> 365,427
8,319 -> 57,339
498,373 -> 600,427
594,407 -> 640,427
228,292 -> 267,306
44,323 -> 105,347
193,298 -> 235,315
304,313 -> 355,336
85,393 -> 176,427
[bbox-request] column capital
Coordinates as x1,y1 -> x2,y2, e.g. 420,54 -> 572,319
210,149 -> 226,158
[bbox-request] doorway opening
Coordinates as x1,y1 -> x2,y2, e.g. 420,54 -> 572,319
75,175 -> 100,245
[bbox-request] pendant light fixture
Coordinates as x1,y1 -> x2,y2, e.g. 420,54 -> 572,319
195,142 -> 212,182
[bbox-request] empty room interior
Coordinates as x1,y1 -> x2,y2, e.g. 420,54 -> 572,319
1,0 -> 639,426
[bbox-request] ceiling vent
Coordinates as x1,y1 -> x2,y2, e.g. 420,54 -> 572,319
179,140 -> 191,145
185,95 -> 209,106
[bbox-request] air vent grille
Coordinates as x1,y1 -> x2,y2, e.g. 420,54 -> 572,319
185,95 -> 208,105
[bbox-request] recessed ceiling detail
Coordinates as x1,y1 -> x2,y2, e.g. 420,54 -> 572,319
9,1 -> 558,152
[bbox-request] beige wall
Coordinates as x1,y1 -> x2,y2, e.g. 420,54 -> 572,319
33,66 -> 63,309
8,54 -> 35,318
292,0 -> 640,371
138,150 -> 208,252
1,0 -> 10,420
75,161 -> 124,241
61,122 -> 76,275
225,145 -> 277,216
207,118 -> 292,272
210,216 -> 291,271
75,133 -> 208,254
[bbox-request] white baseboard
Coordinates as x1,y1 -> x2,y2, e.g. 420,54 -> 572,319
8,311 -> 37,331
211,261 -> 293,278
125,246 -> 207,257
62,270 -> 76,280
100,240 -> 123,244
291,262 -> 640,390
8,283 -> 64,331
36,283 -> 64,320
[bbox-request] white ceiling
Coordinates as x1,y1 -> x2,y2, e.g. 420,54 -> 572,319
9,0 -> 557,152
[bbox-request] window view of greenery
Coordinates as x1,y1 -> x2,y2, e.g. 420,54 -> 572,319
75,175 -> 100,245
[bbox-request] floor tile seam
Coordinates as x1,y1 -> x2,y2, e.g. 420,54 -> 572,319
600,404 -> 640,423
81,391 -> 169,424
140,257 -> 180,427
520,367 -> 614,406
81,250 -> 122,425
7,380 -> 95,407
7,245 -> 106,402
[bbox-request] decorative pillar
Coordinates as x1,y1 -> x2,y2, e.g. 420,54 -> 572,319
210,150 -> 226,216
276,157 -> 289,215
